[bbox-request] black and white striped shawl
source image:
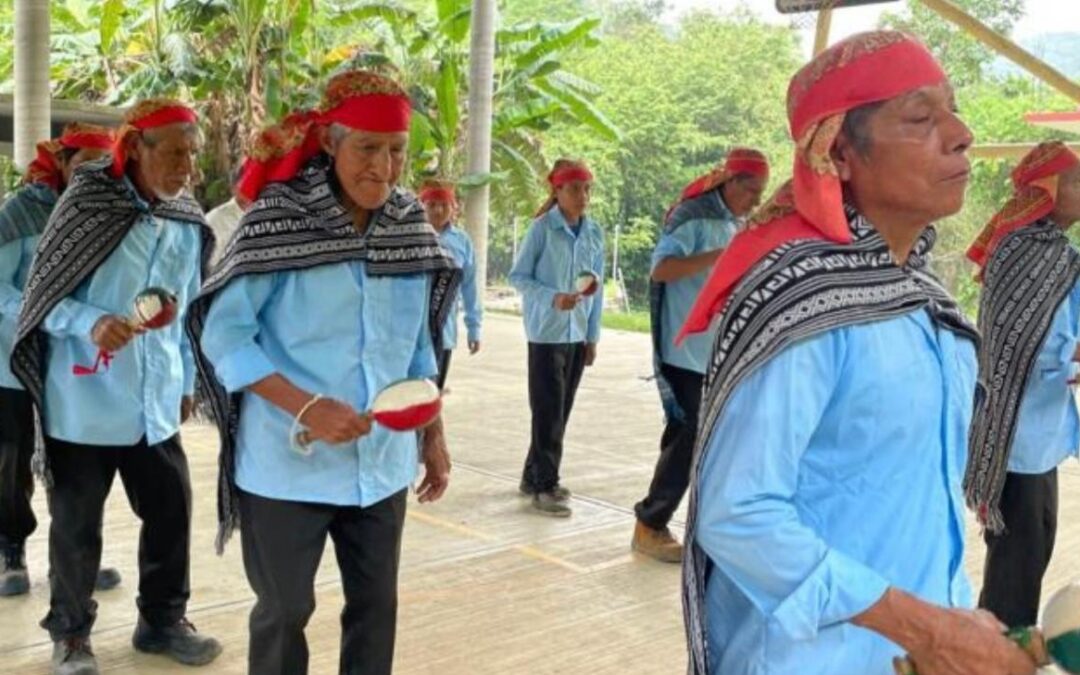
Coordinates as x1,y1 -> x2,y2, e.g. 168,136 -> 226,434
10,157 -> 212,480
683,210 -> 978,675
964,220 -> 1080,533
184,155 -> 460,553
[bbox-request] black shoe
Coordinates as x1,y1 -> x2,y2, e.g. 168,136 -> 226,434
532,491 -> 573,517
132,617 -> 222,666
0,544 -> 29,597
94,567 -> 121,592
51,637 -> 98,675
518,481 -> 571,501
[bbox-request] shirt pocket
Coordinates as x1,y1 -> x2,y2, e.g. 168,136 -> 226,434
366,274 -> 427,359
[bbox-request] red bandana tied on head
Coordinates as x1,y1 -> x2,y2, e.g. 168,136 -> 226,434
677,31 -> 947,342
549,164 -> 594,188
671,148 -> 770,211
967,141 -> 1080,274
534,160 -> 593,217
417,178 -> 458,208
237,70 -> 412,204
24,122 -> 115,191
110,98 -> 198,179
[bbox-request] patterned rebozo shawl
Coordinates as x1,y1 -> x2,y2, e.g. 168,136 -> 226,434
649,191 -> 733,421
680,203 -> 977,673
10,157 -> 213,481
963,141 -> 1080,532
186,154 -> 461,553
964,223 -> 1080,532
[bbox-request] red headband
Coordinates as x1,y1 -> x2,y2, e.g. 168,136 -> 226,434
322,95 -> 412,135
24,123 -> 115,190
60,130 -> 114,151
724,156 -> 769,180
549,166 -> 593,187
131,105 -> 198,130
419,187 -> 457,205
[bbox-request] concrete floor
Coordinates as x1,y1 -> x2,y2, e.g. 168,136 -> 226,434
1,313 -> 1076,674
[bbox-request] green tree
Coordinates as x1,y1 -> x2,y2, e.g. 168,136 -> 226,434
494,10 -> 800,302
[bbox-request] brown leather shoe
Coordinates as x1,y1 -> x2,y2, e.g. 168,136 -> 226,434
631,521 -> 683,563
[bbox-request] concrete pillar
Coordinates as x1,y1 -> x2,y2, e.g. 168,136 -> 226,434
14,0 -> 51,170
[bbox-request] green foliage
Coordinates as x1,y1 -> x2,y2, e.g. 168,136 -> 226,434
602,309 -> 650,333
13,1 -> 611,212
490,10 -> 800,302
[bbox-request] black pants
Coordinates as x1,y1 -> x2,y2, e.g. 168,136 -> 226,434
435,348 -> 453,390
0,387 -> 36,549
979,469 -> 1058,628
521,342 -> 587,493
41,435 -> 191,640
635,364 -> 704,530
238,489 -> 407,675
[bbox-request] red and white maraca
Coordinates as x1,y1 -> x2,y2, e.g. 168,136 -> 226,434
72,287 -> 179,376
575,271 -> 599,297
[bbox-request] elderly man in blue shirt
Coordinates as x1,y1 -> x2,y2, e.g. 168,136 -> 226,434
965,141 -> 1080,629
418,178 -> 482,390
510,158 -> 604,518
190,69 -> 457,675
632,148 -> 768,563
677,32 -> 1037,675
11,101 -> 221,675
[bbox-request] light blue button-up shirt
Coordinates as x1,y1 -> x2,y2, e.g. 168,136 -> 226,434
696,310 -> 976,675
509,207 -> 604,344
1009,275 -> 1080,474
41,181 -> 202,447
199,261 -> 437,507
0,235 -> 39,390
438,224 -> 482,350
653,198 -> 737,374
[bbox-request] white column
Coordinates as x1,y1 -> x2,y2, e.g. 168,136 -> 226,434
14,0 -> 51,170
463,0 -> 497,294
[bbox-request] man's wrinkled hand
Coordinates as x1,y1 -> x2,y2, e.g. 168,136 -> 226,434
91,315 -> 143,352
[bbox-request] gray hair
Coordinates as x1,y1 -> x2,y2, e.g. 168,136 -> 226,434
329,123 -> 351,148
840,101 -> 885,157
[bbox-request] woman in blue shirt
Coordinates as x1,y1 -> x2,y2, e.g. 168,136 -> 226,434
509,159 -> 604,517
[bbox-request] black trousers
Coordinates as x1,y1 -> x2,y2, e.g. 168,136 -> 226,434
979,469 -> 1058,628
435,348 -> 453,391
521,342 -> 587,493
635,364 -> 704,530
0,387 -> 36,549
41,435 -> 191,640
238,488 -> 407,675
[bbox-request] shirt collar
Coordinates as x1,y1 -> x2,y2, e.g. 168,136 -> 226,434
546,207 -> 588,234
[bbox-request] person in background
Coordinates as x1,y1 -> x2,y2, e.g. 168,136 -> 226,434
965,141 -> 1080,629
632,147 -> 768,563
509,159 -> 604,518
0,123 -> 123,599
418,178 -> 482,390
